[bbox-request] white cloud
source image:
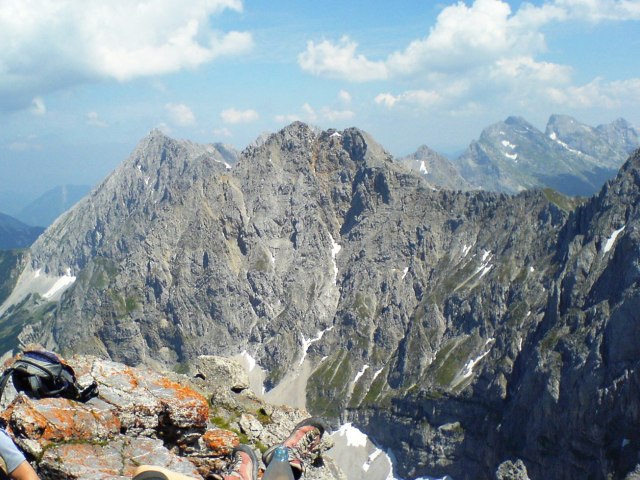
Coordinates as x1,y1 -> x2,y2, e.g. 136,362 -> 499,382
0,0 -> 252,111
376,90 -> 442,109
277,102 -> 354,124
30,97 -> 46,116
86,111 -> 109,128
298,1 -> 549,81
321,107 -> 354,121
299,0 -> 640,84
213,127 -> 233,138
547,78 -> 640,108
491,56 -> 572,84
166,103 -> 196,126
7,135 -> 43,152
298,36 -> 388,82
220,108 -> 259,124
7,142 -> 30,152
302,103 -> 318,123
361,0 -> 640,116
376,79 -> 471,110
551,0 -> 640,22
275,113 -> 300,123
387,0 -> 534,75
339,90 -> 352,104
374,93 -> 397,108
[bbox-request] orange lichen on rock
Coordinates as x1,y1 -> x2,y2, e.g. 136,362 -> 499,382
3,396 -> 120,448
41,443 -> 124,477
201,429 -> 239,455
154,377 -> 207,403
153,377 -> 210,425
116,366 -> 141,389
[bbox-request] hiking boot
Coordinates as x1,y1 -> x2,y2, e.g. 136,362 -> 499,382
262,417 -> 327,477
216,444 -> 258,480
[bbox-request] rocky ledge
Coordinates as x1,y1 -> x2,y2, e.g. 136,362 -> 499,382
0,354 -> 342,479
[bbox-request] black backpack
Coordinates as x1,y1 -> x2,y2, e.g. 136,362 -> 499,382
0,350 -> 99,403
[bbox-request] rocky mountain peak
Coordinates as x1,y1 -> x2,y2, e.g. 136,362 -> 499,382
603,147 -> 640,200
396,145 -> 471,191
597,117 -> 640,154
242,123 -> 391,171
545,114 -> 587,137
504,115 -> 531,127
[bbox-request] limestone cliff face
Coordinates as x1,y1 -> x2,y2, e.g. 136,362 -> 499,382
6,123 -> 640,478
354,149 -> 640,479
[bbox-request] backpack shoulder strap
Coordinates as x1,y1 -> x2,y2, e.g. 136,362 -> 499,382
0,367 -> 14,403
79,382 -> 99,402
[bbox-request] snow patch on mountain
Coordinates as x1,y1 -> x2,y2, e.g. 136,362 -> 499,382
329,423 -> 453,480
549,131 -> 585,156
604,225 -> 625,253
0,266 -> 77,316
354,365 -> 369,384
300,326 -> 334,365
329,234 -> 342,283
43,268 -> 76,299
475,250 -> 493,278
451,338 -> 495,388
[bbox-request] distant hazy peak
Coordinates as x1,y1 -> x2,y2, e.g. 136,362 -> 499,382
504,115 -> 531,126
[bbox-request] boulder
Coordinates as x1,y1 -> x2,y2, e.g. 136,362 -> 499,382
495,459 -> 530,480
0,353 -> 342,479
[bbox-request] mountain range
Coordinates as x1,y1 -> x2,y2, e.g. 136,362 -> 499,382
399,115 -> 640,196
0,213 -> 43,249
16,184 -> 92,228
2,122 -> 640,478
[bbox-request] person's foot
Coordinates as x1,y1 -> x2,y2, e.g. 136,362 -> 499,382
263,417 -> 327,477
223,445 -> 258,480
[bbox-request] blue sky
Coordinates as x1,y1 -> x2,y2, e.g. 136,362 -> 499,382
2,0 -> 640,214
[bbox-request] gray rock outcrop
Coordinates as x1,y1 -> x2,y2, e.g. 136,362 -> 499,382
0,352 -> 340,479
495,460 -> 530,480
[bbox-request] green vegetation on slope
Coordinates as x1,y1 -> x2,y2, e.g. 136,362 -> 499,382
0,294 -> 56,354
306,351 -> 352,417
542,188 -> 585,213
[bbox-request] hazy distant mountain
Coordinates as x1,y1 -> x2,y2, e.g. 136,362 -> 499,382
545,114 -> 639,163
0,213 -> 43,249
17,185 -> 91,228
397,145 -> 472,191
210,142 -> 239,167
455,115 -> 639,196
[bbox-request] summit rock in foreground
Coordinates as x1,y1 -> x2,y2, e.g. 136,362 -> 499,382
0,353 -> 340,479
